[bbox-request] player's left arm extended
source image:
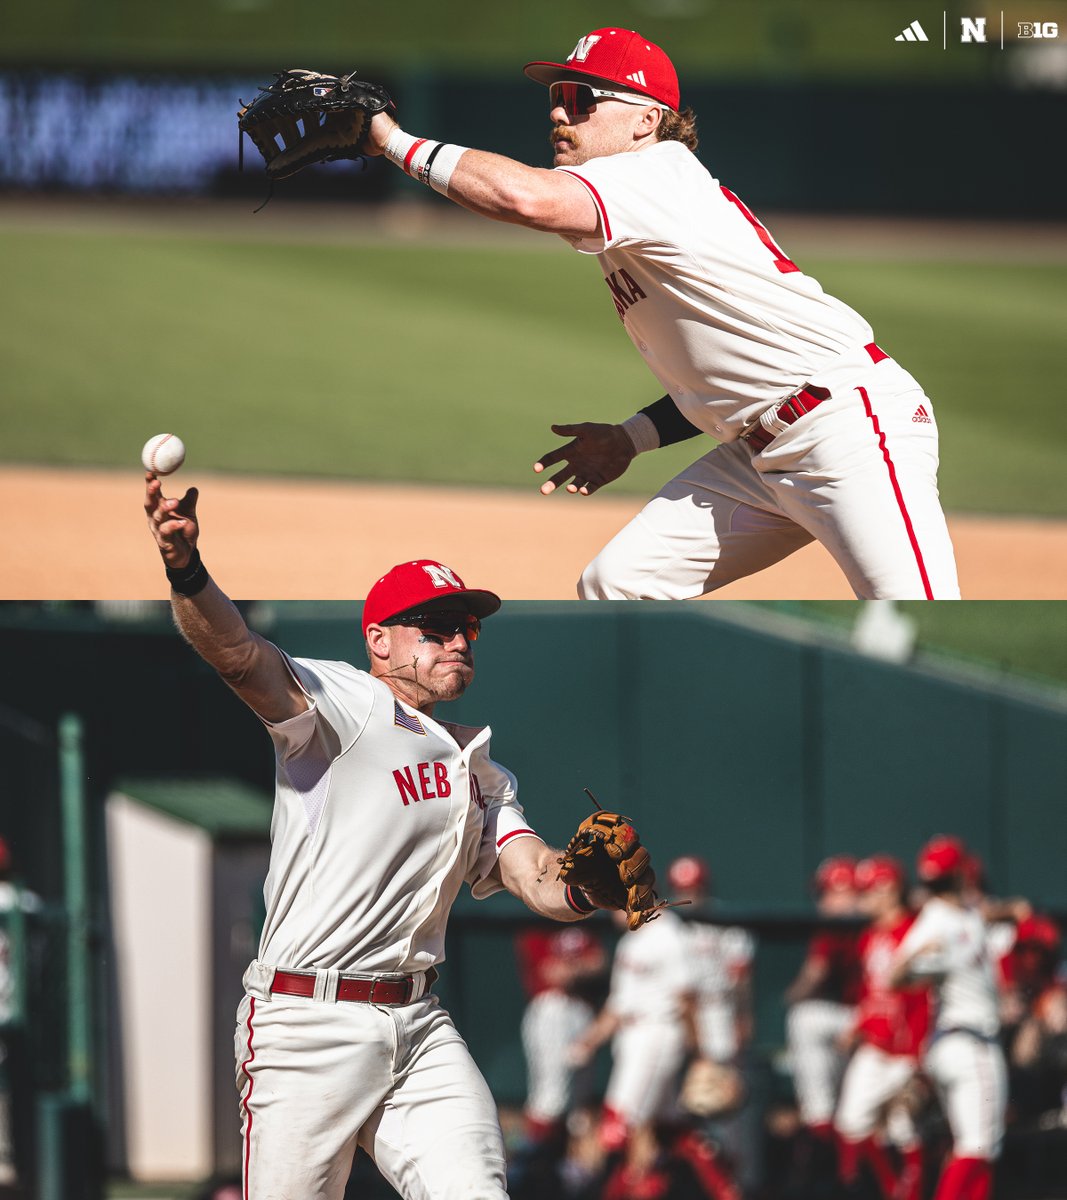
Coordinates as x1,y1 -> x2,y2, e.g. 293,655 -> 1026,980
364,111 -> 599,237
493,837 -> 591,922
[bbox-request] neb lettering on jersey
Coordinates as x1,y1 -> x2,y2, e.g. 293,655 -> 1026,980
605,269 -> 647,320
393,761 -> 452,805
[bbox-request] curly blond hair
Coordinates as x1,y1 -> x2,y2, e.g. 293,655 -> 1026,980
656,106 -> 699,151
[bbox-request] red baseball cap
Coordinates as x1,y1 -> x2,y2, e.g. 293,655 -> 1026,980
814,855 -> 857,894
550,927 -> 600,957
916,835 -> 968,882
1015,914 -> 1061,952
854,855 -> 905,891
361,560 -> 501,635
524,28 -> 681,111
668,855 -> 710,893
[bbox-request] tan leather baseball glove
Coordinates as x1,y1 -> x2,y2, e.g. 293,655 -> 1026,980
557,808 -> 666,930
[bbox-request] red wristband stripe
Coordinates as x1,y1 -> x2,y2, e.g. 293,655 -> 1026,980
403,138 -> 429,176
565,884 -> 596,914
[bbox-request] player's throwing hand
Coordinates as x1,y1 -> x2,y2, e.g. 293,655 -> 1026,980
144,472 -> 199,568
534,422 -> 637,496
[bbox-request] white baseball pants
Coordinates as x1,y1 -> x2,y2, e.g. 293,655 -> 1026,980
234,991 -> 507,1200
521,991 -> 595,1122
924,1031 -> 1007,1159
579,349 -> 960,600
605,1020 -> 687,1126
835,1044 -> 919,1142
786,1000 -> 854,1126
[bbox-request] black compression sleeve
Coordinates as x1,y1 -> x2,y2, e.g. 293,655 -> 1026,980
639,395 -> 703,447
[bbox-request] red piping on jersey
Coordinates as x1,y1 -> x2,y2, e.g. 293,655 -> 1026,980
239,997 -> 256,1200
497,827 -> 537,849
856,386 -> 934,599
558,170 -> 612,242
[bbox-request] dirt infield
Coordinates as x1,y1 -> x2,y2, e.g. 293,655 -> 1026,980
3,465 -> 1066,599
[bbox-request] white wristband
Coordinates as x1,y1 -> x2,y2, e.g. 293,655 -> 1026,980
427,143 -> 468,196
383,128 -> 468,193
383,127 -> 421,171
619,412 -> 660,455
384,129 -> 440,183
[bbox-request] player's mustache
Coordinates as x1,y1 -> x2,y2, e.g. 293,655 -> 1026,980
550,127 -> 577,147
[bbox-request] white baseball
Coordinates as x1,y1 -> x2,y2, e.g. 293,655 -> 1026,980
142,433 -> 186,476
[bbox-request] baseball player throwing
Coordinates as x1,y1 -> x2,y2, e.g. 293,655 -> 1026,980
891,837 -> 1008,1200
142,472 -> 660,1200
361,27 -> 960,599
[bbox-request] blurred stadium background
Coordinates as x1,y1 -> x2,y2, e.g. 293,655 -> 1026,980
1,0 -> 1066,521
1,598 -> 1065,1198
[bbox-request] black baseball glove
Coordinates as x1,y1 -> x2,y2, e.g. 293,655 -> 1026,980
237,69 -> 394,179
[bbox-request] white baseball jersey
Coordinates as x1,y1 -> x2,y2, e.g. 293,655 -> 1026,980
559,140 -> 873,440
256,655 -> 538,975
895,898 -> 1007,1160
558,142 -> 960,602
685,921 -> 754,1061
895,898 -> 999,1037
608,907 -> 696,1024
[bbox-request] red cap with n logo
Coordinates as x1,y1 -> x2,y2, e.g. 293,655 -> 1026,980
524,28 -> 680,111
361,560 -> 501,634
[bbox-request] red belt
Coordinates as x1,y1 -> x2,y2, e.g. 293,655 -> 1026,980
742,342 -> 888,452
270,967 -> 437,1005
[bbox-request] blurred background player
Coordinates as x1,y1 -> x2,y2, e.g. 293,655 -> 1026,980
520,925 -> 606,1145
782,855 -> 862,1191
668,855 -> 756,1194
834,855 -> 929,1200
892,836 -> 1008,1200
670,857 -> 755,1073
569,907 -> 697,1152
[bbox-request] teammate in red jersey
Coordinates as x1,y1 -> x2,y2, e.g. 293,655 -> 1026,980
835,856 -> 930,1200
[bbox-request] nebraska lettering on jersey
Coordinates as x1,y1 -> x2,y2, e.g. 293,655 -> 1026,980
393,761 -> 452,806
606,268 -> 647,320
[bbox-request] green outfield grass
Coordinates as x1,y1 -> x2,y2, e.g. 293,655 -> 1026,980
2,223 -> 1065,516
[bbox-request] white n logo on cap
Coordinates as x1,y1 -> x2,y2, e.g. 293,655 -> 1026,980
568,34 -> 601,62
422,563 -> 463,589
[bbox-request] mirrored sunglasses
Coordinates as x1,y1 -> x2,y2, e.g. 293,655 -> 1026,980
382,612 -> 482,642
548,81 -> 653,116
